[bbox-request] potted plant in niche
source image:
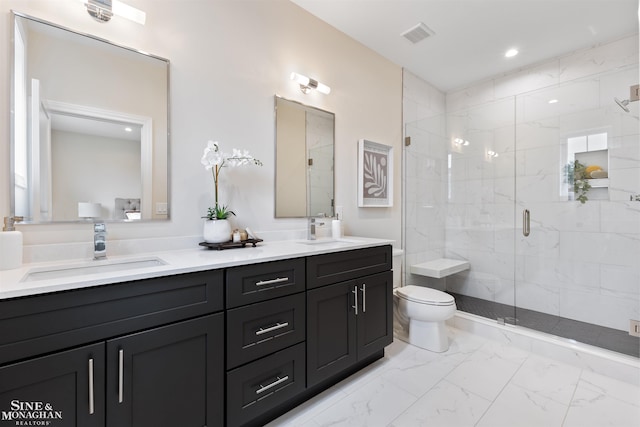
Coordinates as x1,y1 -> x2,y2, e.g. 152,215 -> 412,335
566,159 -> 591,204
201,140 -> 262,243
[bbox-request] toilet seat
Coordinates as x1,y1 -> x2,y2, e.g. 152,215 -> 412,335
396,285 -> 455,306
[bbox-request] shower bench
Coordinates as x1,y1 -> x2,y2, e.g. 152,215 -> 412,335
410,258 -> 470,278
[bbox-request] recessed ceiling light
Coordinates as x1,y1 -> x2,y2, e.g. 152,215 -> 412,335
124,127 -> 132,132
548,99 -> 559,104
505,48 -> 519,58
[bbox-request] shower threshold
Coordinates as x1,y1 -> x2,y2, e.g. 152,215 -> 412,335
450,292 -> 639,358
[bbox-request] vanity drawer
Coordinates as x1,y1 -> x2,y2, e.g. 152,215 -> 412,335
306,245 -> 392,289
227,293 -> 305,369
227,342 -> 305,427
226,258 -> 305,308
0,270 -> 224,365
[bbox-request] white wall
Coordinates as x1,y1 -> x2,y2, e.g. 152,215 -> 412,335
0,0 -> 402,260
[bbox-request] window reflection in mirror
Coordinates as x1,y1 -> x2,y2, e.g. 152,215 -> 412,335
11,12 -> 169,223
274,96 -> 334,218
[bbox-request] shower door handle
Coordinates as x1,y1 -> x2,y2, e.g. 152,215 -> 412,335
523,209 -> 530,237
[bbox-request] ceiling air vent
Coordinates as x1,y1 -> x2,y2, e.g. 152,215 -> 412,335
401,22 -> 435,44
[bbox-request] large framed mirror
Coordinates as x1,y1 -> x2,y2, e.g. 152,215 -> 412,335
10,12 -> 169,223
274,96 -> 334,218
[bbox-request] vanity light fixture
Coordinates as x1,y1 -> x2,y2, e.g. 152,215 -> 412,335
82,0 -> 146,25
124,127 -> 133,132
487,150 -> 499,158
290,72 -> 331,95
453,137 -> 470,146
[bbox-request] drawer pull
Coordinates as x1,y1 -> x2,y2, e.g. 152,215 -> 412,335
256,322 -> 289,336
360,284 -> 366,313
352,286 -> 358,315
256,375 -> 289,395
88,358 -> 95,415
255,277 -> 289,287
118,349 -> 124,403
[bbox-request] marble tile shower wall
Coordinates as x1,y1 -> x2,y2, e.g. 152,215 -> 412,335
402,70 -> 448,288
443,34 -> 639,331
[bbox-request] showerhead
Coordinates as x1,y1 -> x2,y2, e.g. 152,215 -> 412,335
614,97 -> 631,113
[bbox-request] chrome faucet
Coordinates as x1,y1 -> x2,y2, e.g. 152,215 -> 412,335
93,222 -> 107,260
307,216 -> 325,240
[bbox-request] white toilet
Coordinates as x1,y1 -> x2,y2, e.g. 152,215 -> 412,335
394,285 -> 456,352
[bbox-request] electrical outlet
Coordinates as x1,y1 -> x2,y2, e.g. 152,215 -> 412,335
156,202 -> 168,215
630,320 -> 640,337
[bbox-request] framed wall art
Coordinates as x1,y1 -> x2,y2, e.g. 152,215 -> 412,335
357,139 -> 393,207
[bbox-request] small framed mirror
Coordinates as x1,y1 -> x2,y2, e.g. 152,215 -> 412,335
274,96 -> 334,218
10,12 -> 170,223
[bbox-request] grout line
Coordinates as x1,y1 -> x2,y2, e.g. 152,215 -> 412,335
560,369 -> 582,427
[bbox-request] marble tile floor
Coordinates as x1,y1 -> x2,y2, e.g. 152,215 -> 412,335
266,328 -> 640,427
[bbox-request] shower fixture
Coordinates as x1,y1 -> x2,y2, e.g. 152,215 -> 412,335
613,84 -> 639,112
614,97 -> 631,112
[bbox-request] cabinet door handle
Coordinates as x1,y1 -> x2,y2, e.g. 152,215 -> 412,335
352,286 -> 358,315
256,375 -> 289,395
523,209 -> 530,237
255,322 -> 289,336
118,349 -> 124,404
255,277 -> 289,287
360,284 -> 366,313
88,358 -> 95,415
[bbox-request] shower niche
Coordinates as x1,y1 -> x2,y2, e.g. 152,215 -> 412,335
567,131 -> 609,202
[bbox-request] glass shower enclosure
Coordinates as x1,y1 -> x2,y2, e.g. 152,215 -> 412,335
404,62 -> 640,358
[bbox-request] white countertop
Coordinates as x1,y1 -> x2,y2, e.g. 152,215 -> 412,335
0,237 -> 393,300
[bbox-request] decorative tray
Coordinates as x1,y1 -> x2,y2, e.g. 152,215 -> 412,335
199,238 -> 263,251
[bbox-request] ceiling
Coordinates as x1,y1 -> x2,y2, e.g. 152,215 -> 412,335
291,0 -> 639,92
51,114 -> 141,141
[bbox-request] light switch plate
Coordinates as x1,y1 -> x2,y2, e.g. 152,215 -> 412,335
156,202 -> 168,215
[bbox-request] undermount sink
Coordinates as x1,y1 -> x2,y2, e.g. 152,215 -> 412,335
22,257 -> 166,282
297,238 -> 360,245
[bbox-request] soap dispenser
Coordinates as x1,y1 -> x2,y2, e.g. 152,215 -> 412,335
0,216 -> 24,270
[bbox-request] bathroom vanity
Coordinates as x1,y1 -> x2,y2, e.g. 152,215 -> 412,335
0,239 -> 393,427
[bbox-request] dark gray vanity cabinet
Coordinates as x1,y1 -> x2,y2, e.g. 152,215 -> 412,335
0,271 -> 225,427
225,259 -> 307,427
0,342 -> 106,427
0,244 -> 394,427
105,314 -> 223,427
306,246 -> 393,387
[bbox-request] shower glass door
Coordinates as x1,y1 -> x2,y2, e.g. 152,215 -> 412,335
514,65 -> 640,357
442,97 -> 518,325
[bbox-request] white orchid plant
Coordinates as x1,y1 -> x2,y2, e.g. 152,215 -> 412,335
201,140 -> 262,220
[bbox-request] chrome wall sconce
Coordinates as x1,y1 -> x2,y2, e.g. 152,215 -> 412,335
82,0 -> 146,25
290,72 -> 331,95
